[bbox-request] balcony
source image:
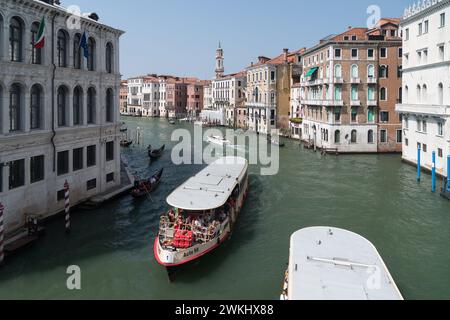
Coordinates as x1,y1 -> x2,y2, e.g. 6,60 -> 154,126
300,99 -> 322,106
334,77 -> 344,84
350,78 -> 361,84
395,103 -> 450,116
323,78 -> 332,84
350,100 -> 361,106
367,77 -> 377,84
323,100 -> 344,107
367,100 -> 377,107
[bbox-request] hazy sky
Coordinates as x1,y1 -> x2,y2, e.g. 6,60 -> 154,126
68,0 -> 412,79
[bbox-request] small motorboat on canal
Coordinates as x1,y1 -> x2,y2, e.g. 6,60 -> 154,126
267,134 -> 285,147
280,227 -> 403,301
154,157 -> 249,273
148,144 -> 165,159
207,135 -> 231,146
131,168 -> 164,198
169,118 -> 176,125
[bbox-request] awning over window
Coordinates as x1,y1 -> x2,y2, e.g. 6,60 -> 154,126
305,67 -> 318,78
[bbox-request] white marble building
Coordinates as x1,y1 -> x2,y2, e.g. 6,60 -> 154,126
212,73 -> 246,127
396,0 -> 450,176
0,0 -> 124,233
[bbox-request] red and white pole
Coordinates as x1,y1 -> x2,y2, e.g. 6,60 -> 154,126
64,181 -> 71,233
0,202 -> 5,265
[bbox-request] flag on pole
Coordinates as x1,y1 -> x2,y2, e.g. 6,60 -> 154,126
33,17 -> 46,49
79,31 -> 89,59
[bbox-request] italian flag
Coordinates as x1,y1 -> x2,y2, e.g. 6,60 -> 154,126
34,17 -> 46,49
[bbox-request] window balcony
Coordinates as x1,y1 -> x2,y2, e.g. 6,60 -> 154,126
334,77 -> 344,84
323,100 -> 344,107
300,99 -> 322,106
350,100 -> 361,106
323,78 -> 332,84
367,77 -> 377,84
367,100 -> 377,107
350,78 -> 361,84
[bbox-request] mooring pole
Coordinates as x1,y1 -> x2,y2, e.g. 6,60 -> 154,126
64,180 -> 71,233
432,151 -> 436,192
0,202 -> 5,266
417,145 -> 421,182
447,155 -> 450,192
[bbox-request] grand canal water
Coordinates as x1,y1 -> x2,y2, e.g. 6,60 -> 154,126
1,117 -> 449,300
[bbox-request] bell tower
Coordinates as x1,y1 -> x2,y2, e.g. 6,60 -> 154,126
215,42 -> 224,79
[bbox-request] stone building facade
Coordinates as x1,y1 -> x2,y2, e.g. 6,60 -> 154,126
0,0 -> 124,233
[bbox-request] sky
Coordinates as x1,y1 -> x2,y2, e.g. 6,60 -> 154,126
68,0 -> 412,80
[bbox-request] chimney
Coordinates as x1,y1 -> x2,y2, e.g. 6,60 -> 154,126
251,62 -> 254,67
283,48 -> 289,62
348,26 -> 352,29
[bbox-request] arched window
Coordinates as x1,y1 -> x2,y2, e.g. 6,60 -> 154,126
422,84 -> 427,103
9,83 -> 22,132
326,65 -> 330,78
368,130 -> 374,143
106,42 -> 113,73
73,86 -> 83,125
379,65 -> 388,78
405,86 -> 409,103
57,30 -> 68,67
416,85 -> 421,102
351,130 -> 357,143
334,64 -> 342,78
87,37 -> 96,71
57,86 -> 68,126
30,84 -> 43,130
367,64 -> 375,78
73,33 -> 82,69
254,87 -> 259,103
351,65 -> 359,79
106,88 -> 114,122
335,130 -> 341,143
31,22 -> 42,64
380,87 -> 387,100
87,87 -> 96,124
10,17 -> 23,62
438,83 -> 444,105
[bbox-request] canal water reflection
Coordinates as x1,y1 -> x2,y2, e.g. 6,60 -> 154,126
0,117 -> 449,300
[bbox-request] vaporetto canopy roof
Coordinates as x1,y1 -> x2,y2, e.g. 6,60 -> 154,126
166,157 -> 248,211
288,227 -> 404,300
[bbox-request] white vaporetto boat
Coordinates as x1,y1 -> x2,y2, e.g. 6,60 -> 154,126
154,157 -> 249,270
207,135 -> 231,146
281,227 -> 403,300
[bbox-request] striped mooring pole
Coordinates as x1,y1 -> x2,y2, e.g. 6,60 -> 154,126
432,151 -> 436,193
0,202 -> 5,266
64,180 -> 71,233
417,145 -> 421,182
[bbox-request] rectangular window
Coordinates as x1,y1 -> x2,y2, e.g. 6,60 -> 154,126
334,49 -> 341,58
368,49 -> 374,59
87,179 -> 97,191
380,130 -> 387,143
87,145 -> 96,167
423,144 -> 427,152
30,155 -> 44,184
9,159 -> 25,190
351,107 -> 357,122
351,49 -> 358,58
57,151 -> 69,176
106,141 -> 114,162
438,122 -> 444,136
106,172 -> 115,183
439,45 -> 445,61
405,138 -> 409,146
424,20 -> 429,34
440,13 -> 446,28
405,28 -> 409,40
351,85 -> 358,100
422,120 -> 427,133
397,130 -> 403,143
57,189 -> 65,201
368,107 -> 375,123
418,23 -> 423,35
438,148 -> 443,158
380,111 -> 389,122
398,48 -> 403,58
73,147 -> 83,171
380,48 -> 387,58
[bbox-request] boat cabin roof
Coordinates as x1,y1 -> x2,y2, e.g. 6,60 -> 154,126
167,157 -> 248,211
288,227 -> 403,300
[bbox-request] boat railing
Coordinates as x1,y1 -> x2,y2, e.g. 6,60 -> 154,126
159,219 -> 219,245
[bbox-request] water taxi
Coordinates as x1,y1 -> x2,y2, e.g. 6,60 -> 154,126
154,157 -> 249,270
281,227 -> 403,300
207,135 -> 231,146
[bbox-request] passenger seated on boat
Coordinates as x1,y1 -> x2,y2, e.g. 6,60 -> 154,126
168,210 -> 176,223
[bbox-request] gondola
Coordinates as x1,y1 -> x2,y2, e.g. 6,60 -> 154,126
131,168 -> 164,198
267,135 -> 285,147
148,144 -> 165,159
120,140 -> 133,147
